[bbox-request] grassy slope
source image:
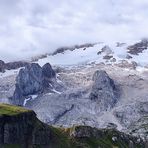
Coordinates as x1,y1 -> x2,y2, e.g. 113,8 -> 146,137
0,104 -> 145,148
0,103 -> 31,116
49,126 -> 144,148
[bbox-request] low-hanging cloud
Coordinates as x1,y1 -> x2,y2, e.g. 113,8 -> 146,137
0,0 -> 148,61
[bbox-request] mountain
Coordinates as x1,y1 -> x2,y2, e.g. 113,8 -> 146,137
0,103 -> 146,148
0,39 -> 148,145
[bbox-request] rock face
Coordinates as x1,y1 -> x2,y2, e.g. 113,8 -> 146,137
114,102 -> 148,128
127,39 -> 148,55
42,63 -> 56,79
70,126 -> 145,148
12,63 -> 56,105
0,104 -> 145,148
89,70 -> 118,111
0,104 -> 51,147
16,63 -> 44,96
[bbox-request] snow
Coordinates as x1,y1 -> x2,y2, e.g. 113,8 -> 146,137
131,48 -> 148,66
23,98 -> 31,106
38,43 -> 105,66
0,69 -> 19,78
37,41 -> 148,68
31,95 -> 38,100
51,88 -> 62,94
1,41 -> 148,80
23,95 -> 38,106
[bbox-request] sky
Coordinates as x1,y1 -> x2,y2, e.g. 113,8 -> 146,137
0,0 -> 148,61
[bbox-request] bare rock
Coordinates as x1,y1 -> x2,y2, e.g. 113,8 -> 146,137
42,63 -> 56,79
89,70 -> 118,111
127,39 -> 148,55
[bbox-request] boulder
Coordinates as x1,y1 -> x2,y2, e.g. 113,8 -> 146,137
89,70 -> 118,111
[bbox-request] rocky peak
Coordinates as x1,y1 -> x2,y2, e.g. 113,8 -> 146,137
89,70 -> 118,111
11,63 -> 56,105
42,63 -> 56,79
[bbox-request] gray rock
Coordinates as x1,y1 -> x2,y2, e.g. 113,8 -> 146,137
127,39 -> 148,55
42,63 -> 56,79
114,102 -> 148,128
89,70 -> 118,111
16,63 -> 43,96
11,63 -> 57,105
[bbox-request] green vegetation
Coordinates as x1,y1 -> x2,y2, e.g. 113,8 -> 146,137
0,103 -> 32,116
0,104 -> 145,148
46,126 -> 144,148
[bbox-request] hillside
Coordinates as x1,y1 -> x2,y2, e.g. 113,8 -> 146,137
0,103 -> 146,148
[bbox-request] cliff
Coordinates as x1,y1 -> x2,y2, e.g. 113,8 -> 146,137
0,104 -> 146,148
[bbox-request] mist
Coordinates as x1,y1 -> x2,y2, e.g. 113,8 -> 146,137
0,0 -> 148,61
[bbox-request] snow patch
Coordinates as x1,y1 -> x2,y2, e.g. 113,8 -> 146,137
23,98 -> 31,106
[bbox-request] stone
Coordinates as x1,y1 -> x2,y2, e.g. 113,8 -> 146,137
42,63 -> 56,79
127,39 -> 148,55
89,70 -> 118,111
11,63 -> 57,105
16,63 -> 43,96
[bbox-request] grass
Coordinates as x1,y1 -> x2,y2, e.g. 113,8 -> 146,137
0,104 -> 144,148
0,103 -> 32,116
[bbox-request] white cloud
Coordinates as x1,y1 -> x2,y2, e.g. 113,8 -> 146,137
0,0 -> 148,61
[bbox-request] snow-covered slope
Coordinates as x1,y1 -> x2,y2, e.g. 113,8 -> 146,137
37,40 -> 148,68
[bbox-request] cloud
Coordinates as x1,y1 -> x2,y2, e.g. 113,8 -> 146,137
0,0 -> 148,61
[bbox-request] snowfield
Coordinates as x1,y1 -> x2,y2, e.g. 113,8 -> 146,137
37,40 -> 148,68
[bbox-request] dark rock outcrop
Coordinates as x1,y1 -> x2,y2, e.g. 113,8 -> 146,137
0,104 -> 51,147
127,39 -> 148,55
89,70 -> 118,111
42,63 -> 56,79
11,63 -> 56,105
16,63 -> 43,96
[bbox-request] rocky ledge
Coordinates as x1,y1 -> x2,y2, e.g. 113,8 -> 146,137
0,104 -> 146,148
